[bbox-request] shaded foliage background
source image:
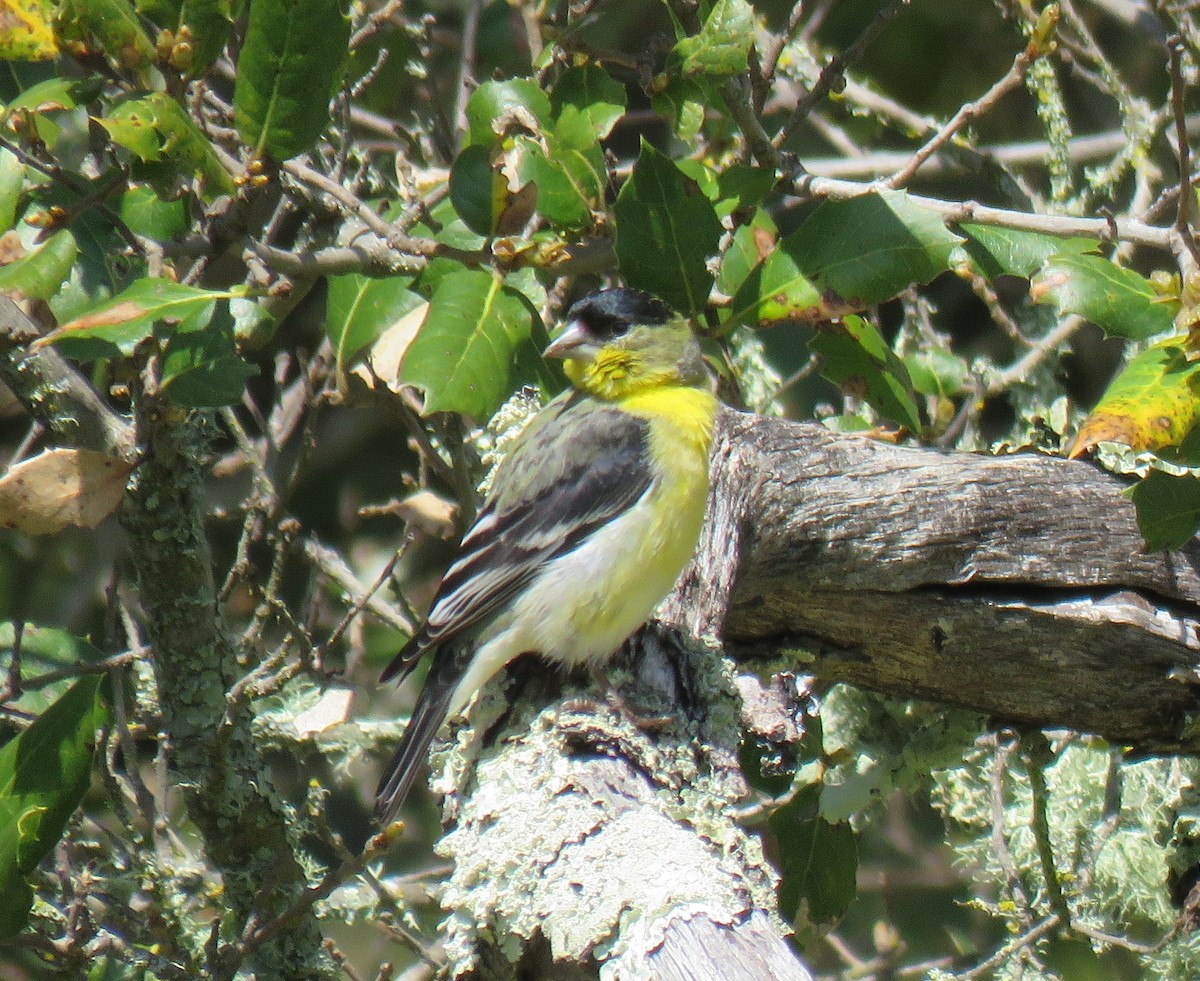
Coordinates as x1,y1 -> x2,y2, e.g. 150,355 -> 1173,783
2,0 -> 1200,978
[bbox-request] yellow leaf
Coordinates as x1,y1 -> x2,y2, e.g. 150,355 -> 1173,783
0,0 -> 59,61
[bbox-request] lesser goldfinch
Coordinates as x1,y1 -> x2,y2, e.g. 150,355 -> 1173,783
375,288 -> 717,825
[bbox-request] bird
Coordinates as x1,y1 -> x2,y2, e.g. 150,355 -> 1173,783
375,287 -> 718,826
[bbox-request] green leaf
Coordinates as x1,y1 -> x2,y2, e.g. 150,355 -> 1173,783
956,223 -> 1093,279
1031,252 -> 1178,341
449,143 -> 500,237
40,278 -> 236,360
0,149 -> 24,232
400,269 -> 537,418
672,0 -> 755,78
0,623 -> 106,716
100,93 -> 236,199
117,184 -> 189,241
465,79 -> 551,148
1130,470 -> 1200,551
175,0 -> 233,75
729,245 -> 824,328
0,230 -> 77,300
160,312 -> 258,408
515,134 -> 604,229
0,675 -> 107,938
57,0 -> 156,74
716,165 -> 777,217
782,190 -> 963,310
550,65 -> 626,141
326,274 -> 423,377
614,139 -> 722,317
810,314 -> 923,431
1069,337 -> 1200,459
233,0 -> 350,160
771,786 -> 858,926
717,210 -> 776,298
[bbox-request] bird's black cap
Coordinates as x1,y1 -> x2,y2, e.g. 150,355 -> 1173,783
565,288 -> 676,341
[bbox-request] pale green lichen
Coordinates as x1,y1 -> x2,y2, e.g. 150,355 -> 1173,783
434,650 -> 780,977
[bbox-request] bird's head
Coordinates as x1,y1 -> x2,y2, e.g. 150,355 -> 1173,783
543,288 -> 706,399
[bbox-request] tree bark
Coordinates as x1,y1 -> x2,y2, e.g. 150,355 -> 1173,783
670,407 -> 1200,751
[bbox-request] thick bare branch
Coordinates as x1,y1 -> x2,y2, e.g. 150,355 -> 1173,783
668,409 -> 1200,751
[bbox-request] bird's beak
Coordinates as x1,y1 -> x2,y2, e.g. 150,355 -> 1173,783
542,319 -> 599,361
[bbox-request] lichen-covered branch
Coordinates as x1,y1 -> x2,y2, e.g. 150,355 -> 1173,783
119,393 -> 331,980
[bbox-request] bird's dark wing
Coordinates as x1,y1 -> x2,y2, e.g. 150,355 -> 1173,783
378,394 -> 654,684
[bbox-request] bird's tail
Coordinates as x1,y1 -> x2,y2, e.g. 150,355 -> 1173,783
375,672 -> 457,827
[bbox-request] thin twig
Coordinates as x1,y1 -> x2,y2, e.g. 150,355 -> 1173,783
774,0 -> 911,151
1168,35 -> 1200,269
883,42 -> 1038,189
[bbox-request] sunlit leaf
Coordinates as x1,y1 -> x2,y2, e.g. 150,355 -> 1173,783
550,65 -> 626,142
0,448 -> 134,536
955,224 -> 1092,279
100,93 -> 236,199
671,0 -> 755,78
400,268 -> 537,418
614,139 -> 722,317
57,0 -> 156,73
0,624 -> 106,716
464,78 -> 551,148
1069,337 -> 1200,459
782,190 -> 963,311
810,315 -> 922,431
1031,253 -> 1178,341
37,278 -> 236,359
326,274 -> 423,383
0,0 -> 59,60
0,230 -> 77,300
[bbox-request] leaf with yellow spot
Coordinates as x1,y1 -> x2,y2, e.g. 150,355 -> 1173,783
0,0 -> 59,60
1068,337 -> 1200,459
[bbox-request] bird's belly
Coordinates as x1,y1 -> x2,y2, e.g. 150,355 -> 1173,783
511,479 -> 705,668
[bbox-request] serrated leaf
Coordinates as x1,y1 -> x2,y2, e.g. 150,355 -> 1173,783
717,211 -> 776,298
100,93 -> 235,199
0,230 -> 77,300
1129,470 -> 1200,551
614,139 -> 722,317
37,278 -> 235,359
729,245 -> 826,328
514,134 -> 604,229
672,0 -> 755,78
0,448 -> 134,535
783,190 -> 963,311
1031,252 -> 1178,340
400,269 -> 536,418
810,314 -> 922,431
1068,337 -> 1200,459
0,674 -> 107,938
550,65 -> 626,142
0,0 -> 59,60
465,78 -> 551,148
233,0 -> 350,160
955,223 -> 1093,279
326,274 -> 423,383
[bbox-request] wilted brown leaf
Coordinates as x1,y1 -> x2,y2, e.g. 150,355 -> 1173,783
0,447 -> 134,535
